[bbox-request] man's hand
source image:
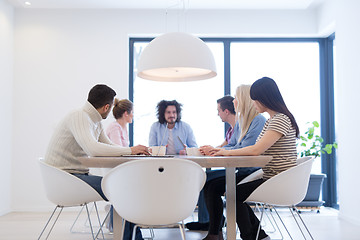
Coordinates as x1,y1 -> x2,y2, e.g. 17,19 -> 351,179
179,149 -> 186,155
130,145 -> 150,155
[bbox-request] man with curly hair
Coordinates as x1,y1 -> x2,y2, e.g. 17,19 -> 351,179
149,100 -> 197,155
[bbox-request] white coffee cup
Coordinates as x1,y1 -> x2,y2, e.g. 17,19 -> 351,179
186,147 -> 202,156
151,146 -> 166,156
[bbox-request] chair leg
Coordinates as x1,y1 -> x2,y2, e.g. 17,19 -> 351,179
272,206 -> 293,240
262,205 -> 277,233
266,205 -> 284,240
95,207 -> 111,239
121,218 -> 126,239
178,222 -> 186,240
149,228 -> 155,239
70,202 -> 98,234
143,227 -> 155,240
93,202 -> 105,240
85,203 -> 96,240
291,207 -> 315,240
132,224 -> 138,240
69,205 -> 85,233
255,204 -> 265,240
38,206 -> 63,240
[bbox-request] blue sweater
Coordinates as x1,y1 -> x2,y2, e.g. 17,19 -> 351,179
223,114 -> 266,150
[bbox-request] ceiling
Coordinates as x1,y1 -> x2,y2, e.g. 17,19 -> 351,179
7,0 -> 325,10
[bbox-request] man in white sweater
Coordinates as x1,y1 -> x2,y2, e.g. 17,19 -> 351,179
45,84 -> 149,192
45,84 -> 148,239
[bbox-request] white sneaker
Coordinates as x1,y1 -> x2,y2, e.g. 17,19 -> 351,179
104,204 -> 111,212
261,236 -> 271,240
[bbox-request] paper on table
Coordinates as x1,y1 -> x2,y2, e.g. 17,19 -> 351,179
186,147 -> 202,156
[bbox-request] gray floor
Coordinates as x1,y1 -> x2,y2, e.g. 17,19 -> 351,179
0,207 -> 358,240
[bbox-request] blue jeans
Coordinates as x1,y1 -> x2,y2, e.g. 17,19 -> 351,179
73,174 -> 143,240
197,167 -> 260,223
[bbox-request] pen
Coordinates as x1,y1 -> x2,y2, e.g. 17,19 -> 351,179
177,136 -> 186,148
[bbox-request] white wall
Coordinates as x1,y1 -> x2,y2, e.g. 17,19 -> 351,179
315,0 -> 360,226
12,8 -> 319,211
317,0 -> 336,36
333,0 -> 360,226
0,0 -> 13,215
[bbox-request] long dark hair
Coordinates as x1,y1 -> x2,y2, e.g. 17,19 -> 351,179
250,77 -> 299,138
156,100 -> 182,124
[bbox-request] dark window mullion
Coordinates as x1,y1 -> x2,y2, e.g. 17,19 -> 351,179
319,36 -> 337,208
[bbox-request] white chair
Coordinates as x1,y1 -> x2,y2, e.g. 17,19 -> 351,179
237,168 -> 264,185
38,158 -> 105,240
245,157 -> 315,240
236,169 -> 280,235
101,158 -> 206,240
238,158 -> 313,238
296,156 -> 313,165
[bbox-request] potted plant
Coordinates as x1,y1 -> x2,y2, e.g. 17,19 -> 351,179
296,121 -> 338,212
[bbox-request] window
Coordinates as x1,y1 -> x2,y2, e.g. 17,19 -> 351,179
230,41 -> 321,173
129,36 -> 336,207
131,42 -> 225,147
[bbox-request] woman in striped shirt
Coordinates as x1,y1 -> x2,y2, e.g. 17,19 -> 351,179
207,77 -> 299,240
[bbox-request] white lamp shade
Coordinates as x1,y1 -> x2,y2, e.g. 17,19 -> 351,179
137,32 -> 217,82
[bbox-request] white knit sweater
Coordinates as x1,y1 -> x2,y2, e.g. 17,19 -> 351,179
45,101 -> 131,174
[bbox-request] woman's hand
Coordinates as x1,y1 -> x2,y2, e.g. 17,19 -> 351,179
210,148 -> 229,156
199,145 -> 214,155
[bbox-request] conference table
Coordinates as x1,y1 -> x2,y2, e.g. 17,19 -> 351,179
78,155 -> 272,240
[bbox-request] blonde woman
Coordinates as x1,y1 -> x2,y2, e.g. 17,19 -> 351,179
106,98 -> 133,147
196,85 -> 266,239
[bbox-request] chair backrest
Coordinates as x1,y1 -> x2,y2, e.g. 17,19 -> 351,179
245,157 -> 314,206
296,156 -> 313,165
38,158 -> 103,207
102,158 -> 206,226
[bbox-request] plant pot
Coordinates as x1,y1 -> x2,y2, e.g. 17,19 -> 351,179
296,173 -> 326,210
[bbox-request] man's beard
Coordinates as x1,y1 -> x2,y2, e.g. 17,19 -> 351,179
166,118 -> 176,124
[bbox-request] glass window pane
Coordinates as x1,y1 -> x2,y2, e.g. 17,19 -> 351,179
133,42 -> 225,147
231,42 -> 321,173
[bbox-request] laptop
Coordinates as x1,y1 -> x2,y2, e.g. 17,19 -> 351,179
121,155 -> 175,158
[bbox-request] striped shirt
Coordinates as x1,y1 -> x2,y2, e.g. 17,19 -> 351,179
258,113 -> 297,180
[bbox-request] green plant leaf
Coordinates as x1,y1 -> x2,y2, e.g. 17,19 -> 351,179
298,120 -> 338,158
309,127 -> 314,135
313,121 -> 320,127
300,136 -> 308,141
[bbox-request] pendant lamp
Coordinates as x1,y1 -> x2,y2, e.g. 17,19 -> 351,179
137,32 -> 217,82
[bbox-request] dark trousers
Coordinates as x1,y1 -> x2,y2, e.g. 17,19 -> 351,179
235,179 -> 268,240
198,169 -> 227,223
203,167 -> 260,235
